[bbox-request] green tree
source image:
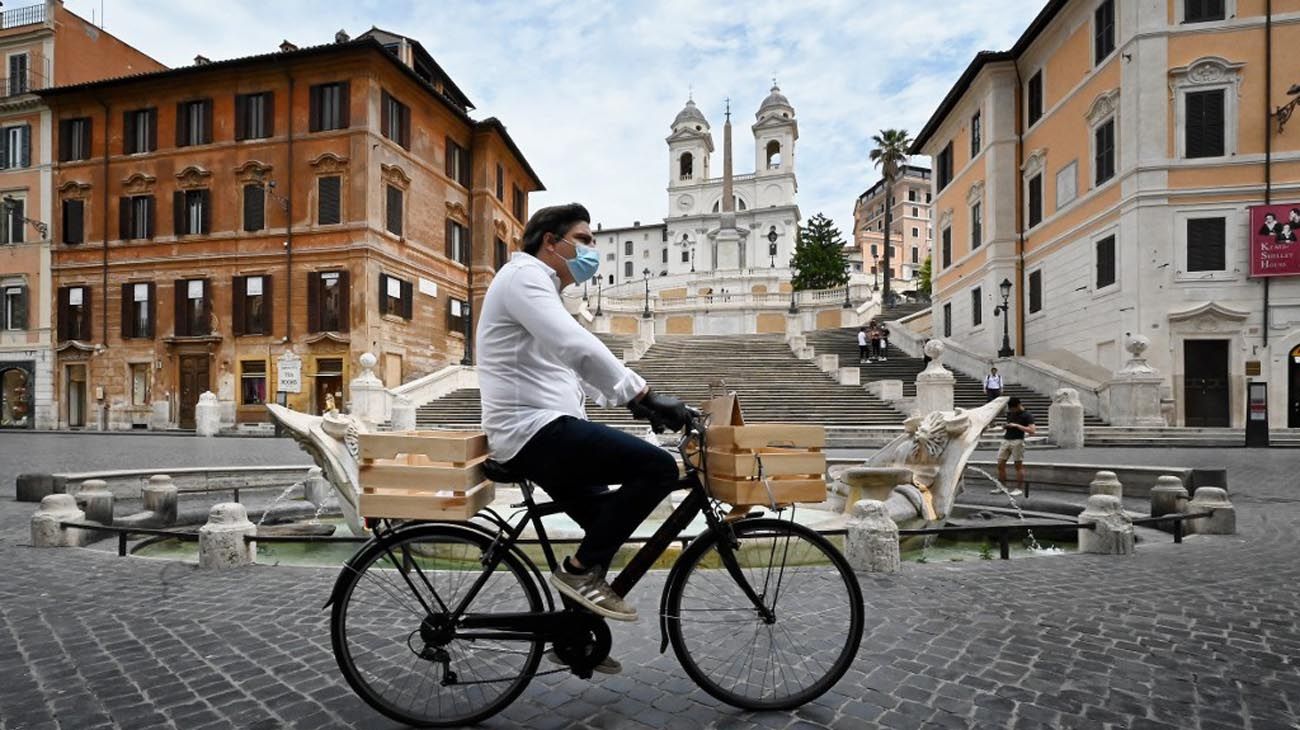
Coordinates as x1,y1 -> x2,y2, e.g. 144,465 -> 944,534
790,213 -> 850,291
916,255 -> 932,297
868,128 -> 913,306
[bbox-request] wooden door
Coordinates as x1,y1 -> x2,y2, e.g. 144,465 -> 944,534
1289,345 -> 1300,428
178,355 -> 209,429
315,375 -> 343,414
1184,340 -> 1229,427
66,364 -> 86,428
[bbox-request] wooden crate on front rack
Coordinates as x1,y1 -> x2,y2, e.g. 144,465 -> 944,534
357,430 -> 495,521
703,424 -> 828,507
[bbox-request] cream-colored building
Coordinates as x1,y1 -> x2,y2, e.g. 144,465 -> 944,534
853,164 -> 933,285
913,0 -> 1300,429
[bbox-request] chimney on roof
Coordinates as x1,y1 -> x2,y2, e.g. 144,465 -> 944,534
334,29 -> 350,43
633,221 -> 640,228
194,55 -> 211,65
596,223 -> 602,231
279,40 -> 298,53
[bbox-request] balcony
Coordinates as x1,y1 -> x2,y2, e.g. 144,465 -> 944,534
1,4 -> 46,30
0,70 -> 47,99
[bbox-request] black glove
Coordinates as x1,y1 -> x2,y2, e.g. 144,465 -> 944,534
628,389 -> 693,433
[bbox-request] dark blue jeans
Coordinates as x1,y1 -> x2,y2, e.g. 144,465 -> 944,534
505,416 -> 680,570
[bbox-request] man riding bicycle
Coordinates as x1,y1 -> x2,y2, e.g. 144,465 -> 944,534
476,202 -> 692,628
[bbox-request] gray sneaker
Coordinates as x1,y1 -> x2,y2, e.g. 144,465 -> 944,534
550,562 -> 638,622
544,649 -> 623,675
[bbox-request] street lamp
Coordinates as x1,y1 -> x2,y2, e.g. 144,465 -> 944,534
871,251 -> 880,291
768,227 -> 778,268
642,267 -> 652,318
596,277 -> 603,316
842,262 -> 852,309
2,196 -> 47,239
582,279 -> 589,303
994,277 -> 1014,357
1275,82 -> 1300,133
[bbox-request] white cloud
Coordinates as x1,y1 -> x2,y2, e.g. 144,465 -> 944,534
69,0 -> 1043,234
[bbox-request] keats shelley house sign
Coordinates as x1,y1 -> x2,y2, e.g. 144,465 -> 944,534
1250,204 -> 1300,277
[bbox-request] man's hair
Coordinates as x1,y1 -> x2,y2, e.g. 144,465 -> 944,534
990,367 -> 998,372
1265,213 -> 1276,220
522,203 -> 591,255
1008,397 -> 1021,408
1291,208 -> 1300,217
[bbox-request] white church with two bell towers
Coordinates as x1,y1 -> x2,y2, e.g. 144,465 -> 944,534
592,84 -> 801,288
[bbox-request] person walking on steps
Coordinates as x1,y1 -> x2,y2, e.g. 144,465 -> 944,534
995,397 -> 1036,496
857,327 -> 869,363
878,323 -> 890,361
984,366 -> 1003,403
477,203 -> 693,672
869,323 -> 883,361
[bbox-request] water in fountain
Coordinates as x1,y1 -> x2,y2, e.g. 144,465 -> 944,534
965,465 -> 1045,552
256,482 -> 303,528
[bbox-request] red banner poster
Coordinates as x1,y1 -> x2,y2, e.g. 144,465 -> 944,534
1249,204 -> 1300,277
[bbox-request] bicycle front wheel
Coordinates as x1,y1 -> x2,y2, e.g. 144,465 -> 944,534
330,523 -> 544,727
664,518 -> 864,710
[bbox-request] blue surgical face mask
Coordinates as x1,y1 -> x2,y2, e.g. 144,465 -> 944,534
559,239 -> 600,284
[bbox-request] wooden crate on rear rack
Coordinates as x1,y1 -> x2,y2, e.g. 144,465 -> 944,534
357,431 -> 495,521
703,424 -> 827,507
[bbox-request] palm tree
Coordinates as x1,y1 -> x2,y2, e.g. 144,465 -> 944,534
869,129 -> 913,308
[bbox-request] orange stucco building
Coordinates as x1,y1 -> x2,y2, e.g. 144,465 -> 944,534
852,164 -> 933,289
41,30 -> 542,429
913,0 -> 1300,429
0,0 -> 161,429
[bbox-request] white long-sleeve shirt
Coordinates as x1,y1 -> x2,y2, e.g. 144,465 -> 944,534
476,252 -> 647,461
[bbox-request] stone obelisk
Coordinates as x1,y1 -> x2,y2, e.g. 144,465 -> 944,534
712,99 -> 746,269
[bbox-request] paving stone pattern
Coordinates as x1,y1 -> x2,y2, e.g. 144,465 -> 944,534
1,434 -> 1299,729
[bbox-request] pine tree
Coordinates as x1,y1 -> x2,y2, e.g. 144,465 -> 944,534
790,213 -> 850,291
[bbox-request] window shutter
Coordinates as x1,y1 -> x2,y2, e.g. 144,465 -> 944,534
232,276 -> 246,336
120,282 -> 132,338
401,279 -> 413,319
261,275 -> 273,336
1029,270 -> 1043,313
173,191 -> 185,236
234,94 -> 247,141
20,124 -> 29,167
174,280 -> 187,337
58,119 -> 69,162
0,129 -> 9,168
318,176 -> 340,224
399,105 -> 410,149
1186,90 -> 1224,158
123,110 -> 136,153
1187,218 -> 1226,271
147,109 -> 157,152
56,287 -> 68,340
1096,235 -> 1116,288
338,82 -> 350,128
199,189 -> 211,234
445,219 -> 454,259
13,284 -> 26,330
144,196 -> 155,239
145,282 -> 156,337
460,145 -> 471,186
306,272 -> 320,333
176,102 -> 187,146
445,136 -> 454,178
378,273 -> 388,316
202,99 -> 214,144
63,200 -> 83,244
260,92 -> 274,138
119,196 -> 131,240
199,278 -> 211,335
80,118 -> 91,159
386,185 -> 402,236
381,91 -> 390,139
337,270 -> 350,332
243,184 -> 264,231
1028,175 -> 1043,227
308,85 -> 321,132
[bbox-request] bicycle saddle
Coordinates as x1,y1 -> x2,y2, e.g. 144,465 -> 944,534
482,458 -> 526,484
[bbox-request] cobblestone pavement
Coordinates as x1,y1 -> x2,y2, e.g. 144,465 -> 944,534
1,434 -> 1299,729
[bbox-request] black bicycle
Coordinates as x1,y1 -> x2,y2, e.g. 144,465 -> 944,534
327,411 -> 864,727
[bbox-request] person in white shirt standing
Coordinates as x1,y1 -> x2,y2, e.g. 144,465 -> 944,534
857,327 -> 869,363
983,367 -> 1003,403
477,203 -> 691,633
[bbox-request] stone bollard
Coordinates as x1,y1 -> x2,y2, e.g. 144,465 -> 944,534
1047,388 -> 1085,449
302,467 -> 332,508
30,494 -> 88,547
837,367 -> 860,386
1149,475 -> 1189,518
390,397 -> 417,432
198,503 -> 257,569
816,354 -> 839,374
142,474 -> 179,525
1077,494 -> 1134,555
845,500 -> 901,573
1088,470 -> 1123,498
195,391 -> 221,436
78,479 -> 115,526
1187,487 -> 1236,535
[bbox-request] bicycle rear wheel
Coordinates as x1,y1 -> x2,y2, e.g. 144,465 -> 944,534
330,523 -> 543,727
664,518 -> 864,710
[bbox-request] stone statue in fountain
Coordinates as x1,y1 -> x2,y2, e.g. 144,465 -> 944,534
267,403 -> 370,535
834,339 -> 1009,529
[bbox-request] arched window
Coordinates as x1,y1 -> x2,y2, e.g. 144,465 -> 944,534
765,140 -> 782,169
711,195 -> 748,213
679,152 -> 693,180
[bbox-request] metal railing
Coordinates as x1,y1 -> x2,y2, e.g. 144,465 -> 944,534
1,4 -> 46,29
0,73 -> 47,97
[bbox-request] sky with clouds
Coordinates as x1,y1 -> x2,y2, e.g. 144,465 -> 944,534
66,0 -> 1045,232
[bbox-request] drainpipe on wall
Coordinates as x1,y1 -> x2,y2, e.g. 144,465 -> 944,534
284,73 -> 295,341
98,98 -> 109,347
1013,61 -> 1026,357
1263,0 -> 1272,347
